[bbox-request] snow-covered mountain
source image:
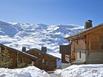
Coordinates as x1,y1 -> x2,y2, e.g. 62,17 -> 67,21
0,21 -> 18,36
0,21 -> 83,53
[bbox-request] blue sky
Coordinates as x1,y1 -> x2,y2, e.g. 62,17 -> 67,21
0,0 -> 103,26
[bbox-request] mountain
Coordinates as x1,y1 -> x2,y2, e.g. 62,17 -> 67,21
0,21 -> 18,36
0,21 -> 83,53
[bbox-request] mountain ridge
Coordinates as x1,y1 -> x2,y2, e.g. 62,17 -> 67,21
0,21 -> 83,53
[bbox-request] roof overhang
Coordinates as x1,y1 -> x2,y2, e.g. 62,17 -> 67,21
65,24 -> 103,40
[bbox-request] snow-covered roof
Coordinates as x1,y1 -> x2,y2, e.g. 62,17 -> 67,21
27,48 -> 61,59
48,52 -> 61,59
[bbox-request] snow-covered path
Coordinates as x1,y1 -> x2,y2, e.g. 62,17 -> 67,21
1,64 -> 103,77
49,73 -> 59,77
49,69 -> 62,77
61,64 -> 103,77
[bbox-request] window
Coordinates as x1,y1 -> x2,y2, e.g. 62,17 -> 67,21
65,55 -> 70,62
0,47 -> 1,53
76,40 -> 78,44
101,43 -> 103,49
79,51 -> 81,58
42,59 -> 45,63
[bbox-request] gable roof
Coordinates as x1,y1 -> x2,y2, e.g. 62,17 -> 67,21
27,48 -> 61,59
27,48 -> 41,53
0,44 -> 38,61
66,23 -> 103,40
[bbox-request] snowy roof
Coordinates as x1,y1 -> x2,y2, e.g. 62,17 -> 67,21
27,48 -> 41,52
47,52 -> 61,59
27,48 -> 61,59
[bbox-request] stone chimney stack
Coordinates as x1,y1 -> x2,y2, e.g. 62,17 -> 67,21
41,47 -> 47,54
22,47 -> 26,52
84,20 -> 93,29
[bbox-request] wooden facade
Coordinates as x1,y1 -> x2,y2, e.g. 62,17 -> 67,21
27,48 -> 61,71
67,23 -> 103,64
0,44 -> 61,71
0,44 -> 37,68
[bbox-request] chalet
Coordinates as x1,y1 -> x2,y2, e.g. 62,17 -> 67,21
27,47 -> 61,71
66,20 -> 103,64
0,44 -> 37,68
59,44 -> 71,68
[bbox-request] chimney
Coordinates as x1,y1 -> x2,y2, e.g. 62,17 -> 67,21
84,20 -> 92,29
22,47 -> 26,52
41,47 -> 47,54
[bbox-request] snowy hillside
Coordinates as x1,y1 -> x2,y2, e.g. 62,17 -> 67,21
0,21 -> 83,53
0,21 -> 18,36
0,66 -> 49,77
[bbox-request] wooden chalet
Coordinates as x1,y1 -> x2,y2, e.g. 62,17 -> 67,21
66,20 -> 103,64
0,44 -> 37,68
27,47 -> 61,71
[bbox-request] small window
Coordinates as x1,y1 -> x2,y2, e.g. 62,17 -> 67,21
79,51 -> 81,58
76,40 -> 78,44
65,55 -> 70,62
101,44 -> 103,49
42,59 -> 45,63
46,61 -> 49,65
0,47 -> 1,53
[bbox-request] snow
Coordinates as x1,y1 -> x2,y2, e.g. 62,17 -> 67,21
0,21 -> 83,53
61,64 -> 103,77
48,52 -> 61,59
49,69 -> 62,77
0,66 -> 50,77
0,21 -> 18,36
54,69 -> 62,75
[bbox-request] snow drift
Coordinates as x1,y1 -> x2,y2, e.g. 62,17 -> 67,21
61,64 -> 103,77
0,66 -> 50,77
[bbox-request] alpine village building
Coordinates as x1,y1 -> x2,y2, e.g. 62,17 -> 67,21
0,44 -> 37,68
27,47 -> 61,71
0,44 -> 61,71
65,20 -> 103,64
2,20 -> 103,70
